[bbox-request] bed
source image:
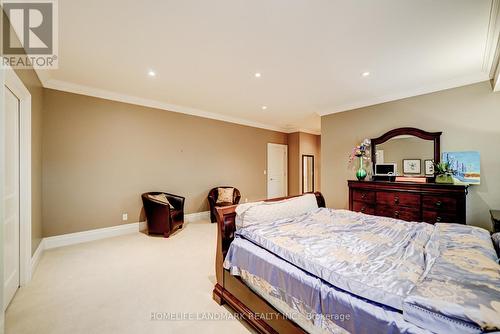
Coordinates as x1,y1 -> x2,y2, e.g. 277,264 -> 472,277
212,192 -> 500,334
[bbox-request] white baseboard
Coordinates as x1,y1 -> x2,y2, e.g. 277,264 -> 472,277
44,222 -> 143,250
31,239 -> 45,274
42,211 -> 210,250
185,211 -> 210,223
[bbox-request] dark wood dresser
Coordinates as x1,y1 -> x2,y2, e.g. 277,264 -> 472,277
348,180 -> 468,224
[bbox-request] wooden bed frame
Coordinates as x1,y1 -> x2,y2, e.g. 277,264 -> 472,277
212,192 -> 326,334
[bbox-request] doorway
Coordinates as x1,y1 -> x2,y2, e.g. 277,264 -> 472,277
2,68 -> 32,311
4,87 -> 20,310
267,143 -> 288,198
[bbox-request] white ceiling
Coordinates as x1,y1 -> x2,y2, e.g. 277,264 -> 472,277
37,0 -> 499,134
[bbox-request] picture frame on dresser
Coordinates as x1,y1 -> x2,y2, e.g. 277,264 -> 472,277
403,159 -> 421,174
424,159 -> 434,176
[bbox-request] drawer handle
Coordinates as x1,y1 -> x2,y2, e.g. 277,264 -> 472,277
394,197 -> 400,204
361,193 -> 367,199
435,201 -> 442,207
436,216 -> 442,223
394,211 -> 400,218
361,207 -> 366,213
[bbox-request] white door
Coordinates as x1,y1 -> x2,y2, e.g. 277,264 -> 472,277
4,87 -> 20,310
267,143 -> 287,199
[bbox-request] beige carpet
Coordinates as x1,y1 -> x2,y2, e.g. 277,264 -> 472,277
6,220 -> 255,334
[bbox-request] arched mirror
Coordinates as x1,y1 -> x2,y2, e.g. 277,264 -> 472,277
371,128 -> 441,177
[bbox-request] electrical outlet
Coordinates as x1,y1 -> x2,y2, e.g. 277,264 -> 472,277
122,213 -> 128,221
245,198 -> 248,203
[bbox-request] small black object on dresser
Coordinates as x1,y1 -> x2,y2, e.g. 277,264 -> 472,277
490,210 -> 500,233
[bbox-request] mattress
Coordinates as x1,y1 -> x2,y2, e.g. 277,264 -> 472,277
225,237 -> 432,334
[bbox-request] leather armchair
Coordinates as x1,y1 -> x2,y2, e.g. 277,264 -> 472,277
142,192 -> 185,237
208,187 -> 241,223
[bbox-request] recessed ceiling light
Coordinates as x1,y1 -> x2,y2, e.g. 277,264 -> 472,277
148,70 -> 156,77
254,72 -> 262,78
261,105 -> 268,110
361,71 -> 370,77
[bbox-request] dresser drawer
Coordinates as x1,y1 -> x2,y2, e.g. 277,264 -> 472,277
422,195 -> 457,212
352,190 -> 375,203
376,205 -> 421,222
348,180 -> 467,225
423,211 -> 459,224
376,191 -> 420,207
352,201 -> 375,215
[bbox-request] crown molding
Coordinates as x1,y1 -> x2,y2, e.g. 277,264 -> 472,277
296,129 -> 321,135
35,71 -> 488,132
33,70 -> 321,134
484,0 -> 500,75
487,0 -> 500,91
42,78 -> 297,133
318,72 -> 490,116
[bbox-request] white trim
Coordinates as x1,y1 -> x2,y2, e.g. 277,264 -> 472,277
43,211 -> 211,250
43,79 -> 296,133
318,73 -> 490,116
44,222 -> 144,250
139,221 -> 148,232
4,67 -> 32,286
31,72 -> 321,135
30,240 -> 45,275
295,129 -> 321,136
0,63 -> 6,334
185,211 -> 210,223
484,0 -> 500,75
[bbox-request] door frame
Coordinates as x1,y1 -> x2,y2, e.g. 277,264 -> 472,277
266,143 -> 288,198
3,66 -> 32,289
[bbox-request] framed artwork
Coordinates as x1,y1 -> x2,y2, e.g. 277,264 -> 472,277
403,159 -> 421,174
424,160 -> 434,176
442,151 -> 481,185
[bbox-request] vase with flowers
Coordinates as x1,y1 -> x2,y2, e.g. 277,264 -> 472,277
349,139 -> 371,181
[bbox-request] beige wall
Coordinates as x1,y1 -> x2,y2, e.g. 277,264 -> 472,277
287,132 -> 300,196
13,69 -> 44,255
42,89 -> 287,237
321,81 -> 500,230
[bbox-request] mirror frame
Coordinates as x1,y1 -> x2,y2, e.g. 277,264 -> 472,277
370,127 -> 442,174
302,154 -> 314,193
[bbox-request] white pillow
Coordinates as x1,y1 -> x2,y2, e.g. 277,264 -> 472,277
216,187 -> 234,204
148,193 -> 175,209
235,193 -> 318,229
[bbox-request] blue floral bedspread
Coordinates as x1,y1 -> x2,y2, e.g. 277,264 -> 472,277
232,208 -> 500,332
403,223 -> 500,333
